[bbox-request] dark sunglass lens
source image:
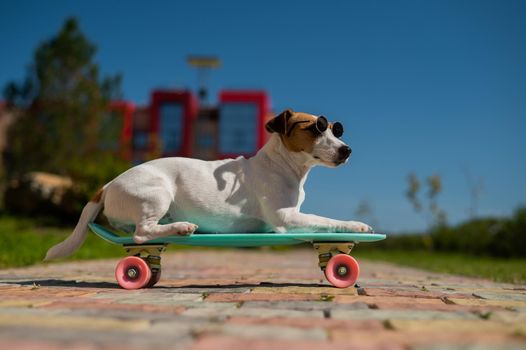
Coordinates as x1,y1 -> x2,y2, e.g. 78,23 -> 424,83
316,116 -> 328,133
332,122 -> 344,137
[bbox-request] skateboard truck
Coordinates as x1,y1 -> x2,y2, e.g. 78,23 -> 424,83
314,242 -> 356,271
123,244 -> 166,272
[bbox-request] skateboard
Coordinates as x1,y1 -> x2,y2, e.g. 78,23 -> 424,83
88,223 -> 386,289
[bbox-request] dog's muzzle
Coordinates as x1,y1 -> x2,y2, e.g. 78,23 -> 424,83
337,145 -> 352,162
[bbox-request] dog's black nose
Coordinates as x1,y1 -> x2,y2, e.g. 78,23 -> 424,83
338,145 -> 352,159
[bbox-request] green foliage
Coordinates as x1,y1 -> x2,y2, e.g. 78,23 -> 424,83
60,154 -> 129,218
372,233 -> 435,251
492,207 -> 526,257
0,215 -> 122,267
369,206 -> 526,258
430,218 -> 501,256
354,249 -> 526,284
430,207 -> 526,258
0,215 -> 196,268
3,17 -> 122,178
2,17 -> 125,218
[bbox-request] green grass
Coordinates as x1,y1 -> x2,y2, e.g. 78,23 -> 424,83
0,215 -> 122,268
353,249 -> 526,284
1,215 -> 525,284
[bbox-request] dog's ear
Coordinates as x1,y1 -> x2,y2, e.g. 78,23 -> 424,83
265,109 -> 294,134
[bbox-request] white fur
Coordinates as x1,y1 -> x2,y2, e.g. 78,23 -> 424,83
44,201 -> 103,261
45,121 -> 372,260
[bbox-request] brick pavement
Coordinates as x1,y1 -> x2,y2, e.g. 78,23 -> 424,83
0,249 -> 525,350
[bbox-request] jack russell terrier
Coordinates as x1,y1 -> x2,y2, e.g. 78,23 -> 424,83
45,109 -> 373,260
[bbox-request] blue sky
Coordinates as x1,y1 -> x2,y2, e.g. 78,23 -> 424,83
1,0 -> 525,232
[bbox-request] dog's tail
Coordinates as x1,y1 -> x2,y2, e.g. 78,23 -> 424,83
44,185 -> 107,261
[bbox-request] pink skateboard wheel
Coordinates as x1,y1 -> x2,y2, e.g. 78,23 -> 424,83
325,254 -> 360,288
146,269 -> 162,288
115,256 -> 152,290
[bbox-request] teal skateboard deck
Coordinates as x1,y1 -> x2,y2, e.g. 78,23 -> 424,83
88,223 -> 386,289
88,223 -> 386,247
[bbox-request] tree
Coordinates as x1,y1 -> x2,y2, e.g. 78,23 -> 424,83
3,17 -> 123,177
406,173 -> 422,212
406,172 -> 447,228
462,167 -> 484,219
3,18 -> 127,217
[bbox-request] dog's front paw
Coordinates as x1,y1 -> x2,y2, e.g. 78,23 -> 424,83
176,222 -> 198,236
347,221 -> 373,233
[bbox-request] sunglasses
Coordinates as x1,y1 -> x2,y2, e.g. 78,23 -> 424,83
315,116 -> 344,138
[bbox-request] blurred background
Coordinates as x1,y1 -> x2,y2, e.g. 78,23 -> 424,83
0,0 -> 524,281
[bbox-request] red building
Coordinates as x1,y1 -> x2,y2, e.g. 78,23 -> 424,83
104,101 -> 135,160
107,89 -> 273,163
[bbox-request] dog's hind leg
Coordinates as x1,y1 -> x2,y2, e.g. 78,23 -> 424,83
103,172 -> 198,244
116,189 -> 198,244
133,220 -> 198,244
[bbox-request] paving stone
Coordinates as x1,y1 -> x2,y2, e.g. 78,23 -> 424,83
412,344 -> 526,350
190,334 -> 405,350
205,292 -> 322,302
43,302 -> 187,321
0,326 -> 191,350
331,309 -> 479,321
240,300 -> 370,311
0,286 -> 96,298
335,295 -> 502,312
155,286 -> 253,294
39,299 -> 186,314
251,285 -> 358,295
226,315 -> 385,331
89,291 -> 205,304
329,329 -> 522,349
387,319 -> 526,334
358,286 -> 468,299
490,310 -> 526,323
0,299 -> 52,308
205,323 -> 328,341
448,297 -> 526,309
183,305 -> 323,319
0,249 -> 525,349
0,311 -> 150,331
0,339 -> 110,350
427,286 -> 526,295
472,291 -> 526,302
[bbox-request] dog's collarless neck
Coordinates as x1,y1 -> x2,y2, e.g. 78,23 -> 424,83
254,135 -> 312,182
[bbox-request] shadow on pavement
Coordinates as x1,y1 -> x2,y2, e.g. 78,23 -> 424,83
2,279 -> 119,289
3,279 -> 328,290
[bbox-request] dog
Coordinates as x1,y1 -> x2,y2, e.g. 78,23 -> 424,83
45,109 -> 373,260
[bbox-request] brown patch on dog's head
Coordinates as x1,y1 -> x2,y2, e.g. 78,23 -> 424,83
265,109 -> 319,153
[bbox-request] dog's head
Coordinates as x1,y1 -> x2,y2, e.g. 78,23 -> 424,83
265,109 -> 351,167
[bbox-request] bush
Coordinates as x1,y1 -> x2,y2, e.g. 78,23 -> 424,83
430,217 -> 503,256
3,155 -> 129,221
369,206 -> 526,258
60,154 -> 129,218
372,233 -> 432,251
492,207 -> 526,257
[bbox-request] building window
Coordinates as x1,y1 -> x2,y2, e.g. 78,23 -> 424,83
159,102 -> 183,153
219,103 -> 257,155
133,131 -> 148,150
